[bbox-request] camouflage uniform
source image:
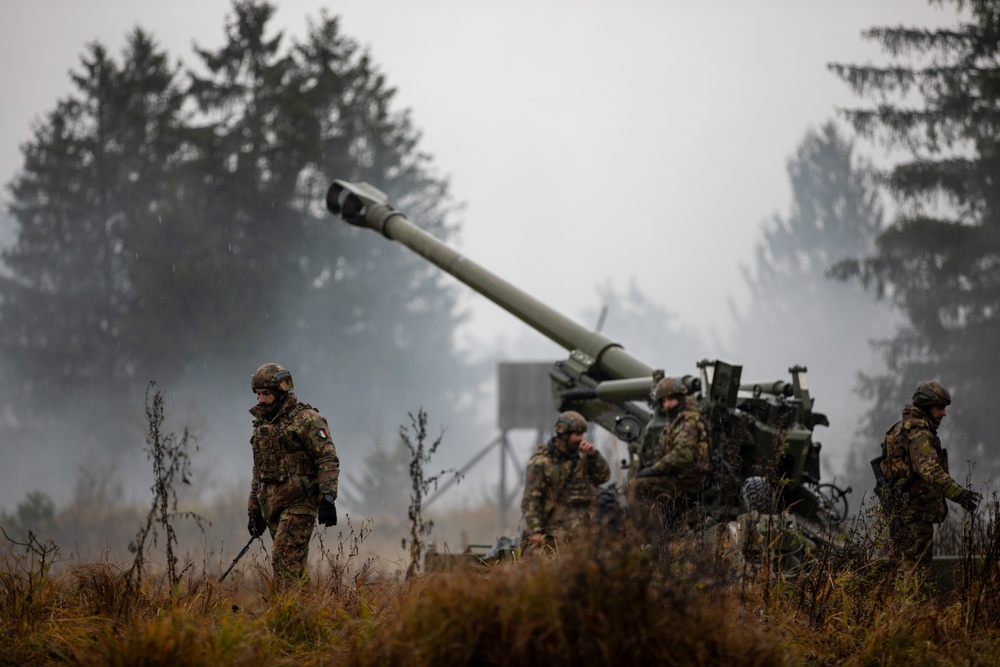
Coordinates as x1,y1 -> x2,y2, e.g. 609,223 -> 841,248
520,438 -> 611,546
631,400 -> 711,504
248,392 -> 339,584
878,403 -> 964,577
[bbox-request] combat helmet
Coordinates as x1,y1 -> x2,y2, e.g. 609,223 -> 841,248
911,380 -> 951,408
654,376 -> 688,401
251,363 -> 294,393
554,410 -> 588,435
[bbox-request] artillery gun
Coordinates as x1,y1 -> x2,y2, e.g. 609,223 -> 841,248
325,180 -> 851,544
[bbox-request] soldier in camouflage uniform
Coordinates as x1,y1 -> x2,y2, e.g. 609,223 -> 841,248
629,376 -> 711,524
246,363 -> 340,585
876,380 -> 980,583
520,411 -> 611,549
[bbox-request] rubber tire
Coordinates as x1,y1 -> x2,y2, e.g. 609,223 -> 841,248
741,476 -> 770,513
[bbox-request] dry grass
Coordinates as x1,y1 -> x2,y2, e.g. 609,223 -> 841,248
4,494 -> 1000,666
5,420 -> 1000,667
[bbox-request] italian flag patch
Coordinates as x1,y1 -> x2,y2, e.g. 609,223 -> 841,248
317,428 -> 329,439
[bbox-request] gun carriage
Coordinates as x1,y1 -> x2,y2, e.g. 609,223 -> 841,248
325,180 -> 851,543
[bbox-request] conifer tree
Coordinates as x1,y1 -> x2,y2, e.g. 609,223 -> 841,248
183,2 -> 476,430
728,122 -> 891,487
829,0 -> 1000,479
1,29 -> 187,399
0,1 -> 482,478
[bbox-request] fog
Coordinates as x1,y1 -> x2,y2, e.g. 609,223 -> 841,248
0,2 -> 957,542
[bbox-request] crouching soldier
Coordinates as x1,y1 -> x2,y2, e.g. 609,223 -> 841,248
520,411 -> 611,550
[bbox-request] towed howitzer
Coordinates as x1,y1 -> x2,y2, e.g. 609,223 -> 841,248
325,180 -> 850,536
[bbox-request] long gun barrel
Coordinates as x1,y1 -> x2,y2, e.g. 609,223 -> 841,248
326,180 -> 652,382
324,178 -> 850,547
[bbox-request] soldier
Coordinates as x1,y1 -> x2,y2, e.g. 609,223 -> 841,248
246,363 -> 340,586
875,380 -> 980,584
629,376 -> 711,524
520,411 -> 611,549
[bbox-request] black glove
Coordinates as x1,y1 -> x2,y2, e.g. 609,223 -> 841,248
957,489 -> 981,513
318,499 -> 338,527
636,467 -> 659,478
248,515 -> 267,538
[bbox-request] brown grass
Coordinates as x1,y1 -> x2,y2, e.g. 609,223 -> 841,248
9,401 -> 997,667
4,488 -> 1000,666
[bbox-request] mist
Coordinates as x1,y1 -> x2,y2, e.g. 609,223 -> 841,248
1,1 -> 983,557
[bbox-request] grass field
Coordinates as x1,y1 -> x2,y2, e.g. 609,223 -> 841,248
3,396 -> 998,665
3,487 -> 1000,666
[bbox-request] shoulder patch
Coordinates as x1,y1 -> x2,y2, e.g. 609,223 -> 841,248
317,428 -> 329,439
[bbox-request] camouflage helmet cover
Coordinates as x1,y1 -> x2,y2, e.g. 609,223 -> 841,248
654,376 -> 688,401
554,410 -> 588,435
911,380 -> 951,408
251,363 -> 294,393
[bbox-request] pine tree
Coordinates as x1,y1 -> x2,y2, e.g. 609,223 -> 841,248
274,8 -> 478,435
0,1 -> 483,487
829,0 -> 1000,481
341,438 -> 412,517
727,122 -> 890,485
1,29 -> 187,399
181,1 -> 316,363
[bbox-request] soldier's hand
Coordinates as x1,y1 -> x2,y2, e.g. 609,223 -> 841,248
527,532 -> 545,548
636,467 -> 658,478
579,440 -> 597,457
958,489 -> 981,513
318,499 -> 338,527
248,515 -> 267,538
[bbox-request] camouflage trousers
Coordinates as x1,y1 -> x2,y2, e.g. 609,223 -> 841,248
627,477 -> 700,536
259,495 -> 317,586
525,521 -> 599,556
888,519 -> 934,585
524,533 -> 558,556
628,476 -> 686,505
535,515 -> 595,551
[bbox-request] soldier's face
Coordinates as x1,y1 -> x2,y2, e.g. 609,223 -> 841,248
929,405 -> 947,421
565,431 -> 584,452
661,396 -> 680,412
254,388 -> 276,406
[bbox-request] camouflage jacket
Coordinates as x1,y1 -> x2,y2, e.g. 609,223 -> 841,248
647,400 -> 711,492
880,404 -> 963,523
248,393 -> 340,519
520,438 -> 611,539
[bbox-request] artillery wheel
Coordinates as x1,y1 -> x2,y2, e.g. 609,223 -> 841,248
812,482 -> 850,525
741,476 -> 770,513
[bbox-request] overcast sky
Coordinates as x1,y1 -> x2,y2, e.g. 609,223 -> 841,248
0,1 -> 956,350
0,1 -> 967,540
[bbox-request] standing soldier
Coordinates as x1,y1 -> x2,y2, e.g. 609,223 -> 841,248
520,411 -> 611,549
246,363 -> 340,586
630,376 -> 711,525
874,380 -> 980,585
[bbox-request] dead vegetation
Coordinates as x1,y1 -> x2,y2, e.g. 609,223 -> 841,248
2,398 -> 1000,665
4,505 -> 1000,666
